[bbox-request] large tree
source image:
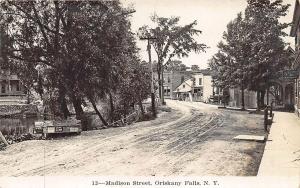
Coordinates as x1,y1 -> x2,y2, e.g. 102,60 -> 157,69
138,15 -> 208,104
165,60 -> 188,71
191,65 -> 200,71
244,0 -> 290,109
0,1 -> 140,127
210,0 -> 290,110
213,13 -> 251,110
209,51 -> 235,92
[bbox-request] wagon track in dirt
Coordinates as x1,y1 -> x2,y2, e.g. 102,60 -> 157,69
135,110 -> 225,155
1,100 -> 264,176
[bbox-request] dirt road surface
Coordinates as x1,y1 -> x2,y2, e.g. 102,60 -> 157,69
0,100 -> 265,176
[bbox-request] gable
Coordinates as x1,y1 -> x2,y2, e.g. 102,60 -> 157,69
174,78 -> 193,93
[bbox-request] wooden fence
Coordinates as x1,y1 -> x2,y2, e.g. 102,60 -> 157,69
0,118 -> 31,136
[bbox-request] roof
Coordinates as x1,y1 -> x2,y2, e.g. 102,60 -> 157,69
191,69 -> 212,76
290,0 -> 300,37
286,46 -> 295,54
173,78 -> 193,93
164,69 -> 212,75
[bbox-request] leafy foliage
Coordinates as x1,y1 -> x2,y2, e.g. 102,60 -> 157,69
138,14 -> 208,103
165,60 -> 188,71
191,65 -> 200,71
0,1 -> 150,127
209,0 -> 290,109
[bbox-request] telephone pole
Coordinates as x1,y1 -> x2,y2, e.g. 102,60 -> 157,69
140,36 -> 157,118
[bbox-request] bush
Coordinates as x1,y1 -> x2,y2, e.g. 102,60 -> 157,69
138,112 -> 154,122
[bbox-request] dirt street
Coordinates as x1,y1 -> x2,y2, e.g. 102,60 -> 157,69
0,100 -> 265,176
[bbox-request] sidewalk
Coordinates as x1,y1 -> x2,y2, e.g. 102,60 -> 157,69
258,111 -> 300,178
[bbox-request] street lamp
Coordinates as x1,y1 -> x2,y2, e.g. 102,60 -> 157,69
140,36 -> 157,118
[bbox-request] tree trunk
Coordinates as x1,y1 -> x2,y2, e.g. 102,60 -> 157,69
260,90 -> 266,108
138,97 -> 145,116
123,102 -> 129,117
26,88 -> 30,104
58,86 -> 70,119
109,92 -> 114,123
266,87 -> 269,105
241,84 -> 245,110
71,94 -> 83,120
89,97 -> 108,127
157,65 -> 161,101
256,91 -> 260,111
161,65 -> 165,105
60,95 -> 70,119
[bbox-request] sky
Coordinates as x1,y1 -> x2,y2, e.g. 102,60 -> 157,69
121,0 -> 295,69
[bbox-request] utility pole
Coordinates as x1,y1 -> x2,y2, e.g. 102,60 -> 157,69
140,36 -> 157,118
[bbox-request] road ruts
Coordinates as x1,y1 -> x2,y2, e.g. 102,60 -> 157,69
5,100 -> 225,176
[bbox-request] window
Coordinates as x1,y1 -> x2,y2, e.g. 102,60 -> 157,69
183,84 -> 185,88
16,82 -> 20,91
194,88 -> 203,96
168,77 -> 171,83
1,84 -> 5,93
199,78 -> 202,85
164,87 -> 171,95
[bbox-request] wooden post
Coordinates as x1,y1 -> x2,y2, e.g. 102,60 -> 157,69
267,87 -> 269,105
270,101 -> 273,118
264,107 -> 268,132
0,130 -> 9,146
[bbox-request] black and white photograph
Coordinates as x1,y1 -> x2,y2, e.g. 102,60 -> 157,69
0,0 -> 299,187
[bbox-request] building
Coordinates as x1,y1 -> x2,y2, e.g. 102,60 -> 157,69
0,68 -> 25,103
162,71 -> 192,99
192,69 -> 214,102
170,69 -> 214,102
0,28 -> 25,104
290,0 -> 300,115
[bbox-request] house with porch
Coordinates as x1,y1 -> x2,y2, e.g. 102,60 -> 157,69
172,69 -> 214,102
